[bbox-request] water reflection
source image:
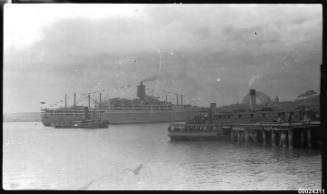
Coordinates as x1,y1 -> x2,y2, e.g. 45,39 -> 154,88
3,122 -> 321,190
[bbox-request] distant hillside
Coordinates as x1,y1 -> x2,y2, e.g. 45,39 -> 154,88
277,95 -> 320,111
216,95 -> 320,113
3,112 -> 41,122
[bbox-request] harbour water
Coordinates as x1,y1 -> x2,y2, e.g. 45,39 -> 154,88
3,122 -> 321,190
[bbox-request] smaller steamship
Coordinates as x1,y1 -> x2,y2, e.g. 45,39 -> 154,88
51,107 -> 109,128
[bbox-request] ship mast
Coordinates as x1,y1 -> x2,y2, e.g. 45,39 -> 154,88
99,93 -> 102,108
88,93 -> 91,108
65,94 -> 67,108
74,93 -> 76,107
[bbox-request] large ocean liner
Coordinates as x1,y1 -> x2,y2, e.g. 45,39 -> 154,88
41,82 -> 202,126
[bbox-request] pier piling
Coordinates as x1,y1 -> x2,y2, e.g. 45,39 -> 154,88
242,131 -> 245,143
306,129 -> 312,148
237,131 -> 241,144
245,130 -> 250,145
280,131 -> 287,148
300,131 -> 305,147
253,131 -> 258,144
288,129 -> 293,150
271,130 -> 276,147
262,130 -> 267,145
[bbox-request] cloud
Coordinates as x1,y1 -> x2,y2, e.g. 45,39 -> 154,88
3,4 -> 322,113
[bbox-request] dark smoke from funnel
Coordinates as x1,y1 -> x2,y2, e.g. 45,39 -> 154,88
142,75 -> 160,83
141,72 -> 176,83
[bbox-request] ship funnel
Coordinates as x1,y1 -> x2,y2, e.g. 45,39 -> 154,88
137,81 -> 146,100
176,94 -> 179,105
249,89 -> 256,110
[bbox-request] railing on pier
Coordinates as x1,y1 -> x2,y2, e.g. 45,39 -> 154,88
236,121 -> 320,128
110,105 -> 173,111
168,123 -> 231,135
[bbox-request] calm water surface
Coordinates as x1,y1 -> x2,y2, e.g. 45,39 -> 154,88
3,122 -> 321,190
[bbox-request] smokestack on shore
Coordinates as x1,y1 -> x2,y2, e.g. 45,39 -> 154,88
176,94 -> 179,105
209,103 -> 216,124
181,95 -> 183,105
249,89 -> 256,110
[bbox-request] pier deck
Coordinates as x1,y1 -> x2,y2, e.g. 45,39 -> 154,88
230,121 -> 321,149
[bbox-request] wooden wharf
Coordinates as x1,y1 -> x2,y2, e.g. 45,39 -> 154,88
230,121 -> 321,149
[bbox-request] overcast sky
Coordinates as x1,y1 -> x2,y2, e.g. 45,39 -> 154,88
3,4 -> 322,113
